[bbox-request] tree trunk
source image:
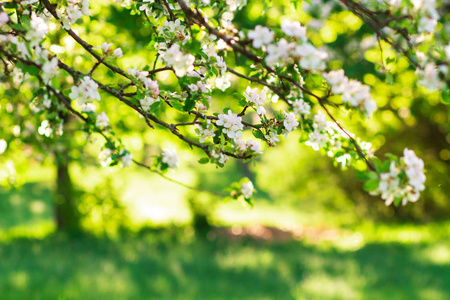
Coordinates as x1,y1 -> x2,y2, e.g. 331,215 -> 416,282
54,113 -> 82,235
54,158 -> 82,235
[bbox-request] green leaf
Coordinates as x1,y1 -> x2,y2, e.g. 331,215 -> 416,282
363,179 -> 379,192
386,57 -> 396,65
385,72 -> 394,85
4,3 -> 17,8
183,97 -> 196,111
252,129 -> 264,139
16,61 -> 39,76
381,160 -> 390,172
277,123 -> 283,135
9,23 -> 27,31
298,131 -> 308,143
442,85 -> 450,105
238,99 -> 248,107
171,100 -> 184,111
356,171 -> 378,181
198,157 -> 209,164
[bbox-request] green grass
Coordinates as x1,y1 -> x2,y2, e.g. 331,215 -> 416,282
0,234 -> 449,300
0,171 -> 449,299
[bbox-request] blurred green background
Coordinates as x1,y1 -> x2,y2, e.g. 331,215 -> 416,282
0,0 -> 449,299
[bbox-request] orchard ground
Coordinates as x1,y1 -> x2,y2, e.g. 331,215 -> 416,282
0,164 -> 449,300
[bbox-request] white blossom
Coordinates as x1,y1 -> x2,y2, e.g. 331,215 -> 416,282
81,103 -> 96,112
119,149 -> 132,168
248,25 -> 274,48
403,148 -> 426,191
244,86 -> 266,115
162,149 -> 179,168
69,76 -> 101,106
216,110 -> 244,139
418,63 -> 442,90
240,181 -> 254,199
211,149 -> 228,165
283,112 -> 299,133
113,48 -> 123,58
266,39 -> 294,66
306,129 -> 328,150
216,74 -> 231,91
96,112 -> 109,127
27,13 -> 48,46
162,43 -> 195,76
445,44 -> 450,61
324,70 -> 376,118
264,132 -> 280,146
196,121 -> 215,143
0,12 -> 9,27
281,21 -> 307,43
41,57 -> 59,83
294,44 -> 328,71
99,148 -> 112,167
292,99 -> 311,116
140,96 -> 158,111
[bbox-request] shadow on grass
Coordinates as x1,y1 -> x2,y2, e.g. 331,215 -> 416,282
0,183 -> 53,230
0,234 -> 448,300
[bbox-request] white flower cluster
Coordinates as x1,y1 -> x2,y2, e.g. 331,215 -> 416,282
38,120 -> 63,137
137,0 -> 174,18
127,67 -> 160,111
323,69 -> 377,118
195,120 -> 215,143
56,0 -> 90,30
162,149 -> 179,169
27,12 -> 48,46
283,112 -> 299,135
158,19 -> 190,44
226,0 -> 247,12
99,148 -> 132,168
160,43 -> 195,77
69,76 -> 101,106
403,148 -> 426,192
264,132 -> 280,147
119,149 -> 133,168
202,43 -> 230,92
244,86 -> 267,115
306,111 -> 330,150
1,12 -> 61,84
370,148 -> 425,206
216,110 -> 244,139
417,62 -> 443,91
211,148 -> 228,165
128,67 -> 160,95
0,12 -> 9,27
240,180 -> 254,199
234,138 -> 263,156
188,81 -> 211,94
100,42 -> 123,58
281,20 -> 307,43
247,21 -> 327,71
96,112 -> 110,128
390,0 -> 439,34
292,98 -> 311,116
247,25 -> 274,48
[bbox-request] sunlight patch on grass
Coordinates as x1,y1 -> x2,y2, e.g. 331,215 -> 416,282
295,272 -> 362,299
10,271 -> 29,290
216,247 -> 274,270
0,221 -> 54,242
422,244 -> 450,265
121,170 -> 192,226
